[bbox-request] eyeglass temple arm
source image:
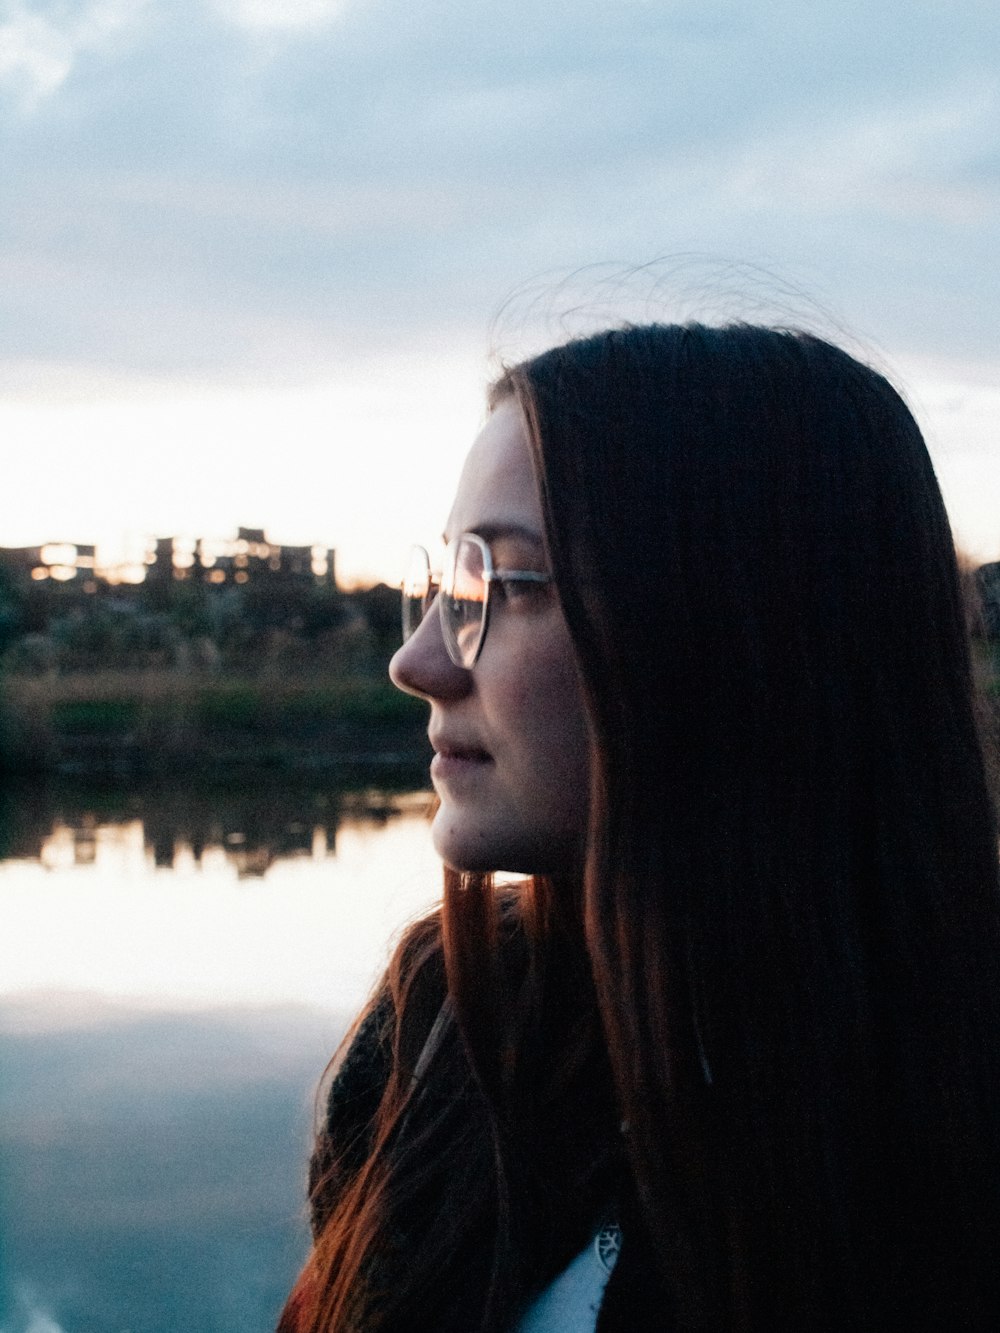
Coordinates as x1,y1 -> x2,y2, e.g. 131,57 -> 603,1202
487,569 -> 553,585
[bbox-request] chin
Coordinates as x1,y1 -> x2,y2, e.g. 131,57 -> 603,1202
431,810 -> 575,877
432,811 -> 513,875
432,823 -> 501,875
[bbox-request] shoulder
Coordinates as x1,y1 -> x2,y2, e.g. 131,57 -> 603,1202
308,911 -> 454,1234
308,993 -> 397,1233
325,993 -> 395,1146
325,900 -> 452,1127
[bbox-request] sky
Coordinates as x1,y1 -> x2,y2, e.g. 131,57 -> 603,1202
1,0 -> 998,585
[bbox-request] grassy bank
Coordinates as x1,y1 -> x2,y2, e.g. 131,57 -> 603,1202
4,646 -> 998,782
0,670 -> 431,777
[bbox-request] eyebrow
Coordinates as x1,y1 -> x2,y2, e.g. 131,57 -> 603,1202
440,523 -> 545,547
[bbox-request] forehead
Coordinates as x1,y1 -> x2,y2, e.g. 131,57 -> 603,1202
445,399 -> 543,541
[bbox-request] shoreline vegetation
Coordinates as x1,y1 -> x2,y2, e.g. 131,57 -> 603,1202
0,670 -> 431,777
0,561 -> 997,781
2,648 -> 996,781
0,567 -> 437,779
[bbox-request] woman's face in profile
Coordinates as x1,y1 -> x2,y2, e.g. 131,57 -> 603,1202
390,398 -> 590,874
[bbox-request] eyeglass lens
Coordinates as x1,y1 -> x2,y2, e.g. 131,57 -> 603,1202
401,546 -> 432,642
400,537 -> 489,668
443,535 -> 487,668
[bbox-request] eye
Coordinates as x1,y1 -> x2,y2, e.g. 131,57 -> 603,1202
495,575 -> 548,604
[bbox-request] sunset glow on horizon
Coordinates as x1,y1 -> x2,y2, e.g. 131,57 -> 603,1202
3,354 -> 998,588
1,2 -> 997,584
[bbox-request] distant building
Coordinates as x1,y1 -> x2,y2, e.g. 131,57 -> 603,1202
1,529 -> 337,593
147,537 -> 178,582
0,543 -> 98,589
274,544 -> 313,578
0,546 -> 43,579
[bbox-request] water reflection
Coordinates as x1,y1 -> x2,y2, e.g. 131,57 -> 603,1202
0,773 -> 441,1333
3,777 -> 432,879
0,778 -> 443,1012
1,998 -> 341,1333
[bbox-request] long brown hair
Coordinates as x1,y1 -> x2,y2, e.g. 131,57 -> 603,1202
502,324 -> 1000,1327
282,323 -> 1000,1330
279,873 -> 616,1332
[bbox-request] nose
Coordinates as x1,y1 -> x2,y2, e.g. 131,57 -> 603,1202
389,598 -> 472,702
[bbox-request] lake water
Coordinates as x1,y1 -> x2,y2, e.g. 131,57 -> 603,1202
0,777 -> 443,1333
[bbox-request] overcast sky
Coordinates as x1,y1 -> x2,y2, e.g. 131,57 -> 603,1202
1,0 -> 998,582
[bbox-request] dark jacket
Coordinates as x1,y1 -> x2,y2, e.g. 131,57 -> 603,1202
308,991 -> 668,1332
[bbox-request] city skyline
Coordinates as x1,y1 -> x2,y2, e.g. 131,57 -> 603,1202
3,351 -> 998,584
1,525 -> 338,588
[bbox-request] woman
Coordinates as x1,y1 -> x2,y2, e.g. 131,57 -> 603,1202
279,324 -> 1000,1331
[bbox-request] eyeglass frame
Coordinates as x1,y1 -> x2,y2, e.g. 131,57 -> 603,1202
401,531 -> 553,669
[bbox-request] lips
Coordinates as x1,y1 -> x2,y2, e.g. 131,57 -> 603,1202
429,736 -> 493,781
429,731 -> 492,761
434,744 -> 492,761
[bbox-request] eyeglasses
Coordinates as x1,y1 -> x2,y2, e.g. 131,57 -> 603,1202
401,532 -> 553,668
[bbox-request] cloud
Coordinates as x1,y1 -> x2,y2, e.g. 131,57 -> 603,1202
212,0 -> 348,34
0,0 -> 147,111
0,0 -> 997,384
720,75 -> 999,217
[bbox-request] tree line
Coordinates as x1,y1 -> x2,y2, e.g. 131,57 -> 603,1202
0,566 -> 401,679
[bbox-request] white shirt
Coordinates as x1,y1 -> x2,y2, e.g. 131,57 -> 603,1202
514,1224 -> 621,1333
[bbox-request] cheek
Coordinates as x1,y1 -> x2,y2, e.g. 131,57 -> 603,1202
496,642 -> 590,792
